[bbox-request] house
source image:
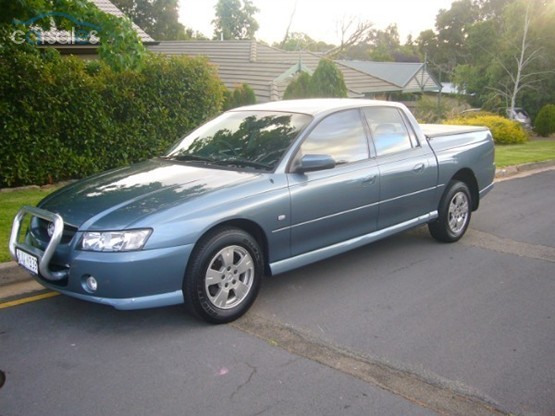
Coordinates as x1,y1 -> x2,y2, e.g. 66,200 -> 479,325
37,0 -> 157,57
148,40 -> 404,102
91,0 -> 156,43
33,1 -> 439,103
149,40 -> 441,103
336,61 -> 441,94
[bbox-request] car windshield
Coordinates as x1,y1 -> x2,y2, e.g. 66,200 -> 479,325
165,110 -> 312,171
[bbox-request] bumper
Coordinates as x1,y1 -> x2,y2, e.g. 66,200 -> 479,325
11,206 -> 195,310
30,244 -> 194,310
53,288 -> 185,310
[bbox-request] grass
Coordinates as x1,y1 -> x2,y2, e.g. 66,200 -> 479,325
0,186 -> 59,263
1,139 -> 554,263
495,139 -> 555,168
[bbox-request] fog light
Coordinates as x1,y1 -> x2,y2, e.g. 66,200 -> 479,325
85,275 -> 98,293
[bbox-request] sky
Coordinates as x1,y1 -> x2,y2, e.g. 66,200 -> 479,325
178,0 -> 455,45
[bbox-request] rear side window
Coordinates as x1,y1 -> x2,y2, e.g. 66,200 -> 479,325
300,109 -> 369,165
363,107 -> 414,157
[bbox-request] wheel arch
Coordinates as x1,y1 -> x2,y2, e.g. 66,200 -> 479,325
451,168 -> 479,211
195,219 -> 271,276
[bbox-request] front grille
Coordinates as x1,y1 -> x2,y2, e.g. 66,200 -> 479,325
12,206 -> 72,285
32,218 -> 78,245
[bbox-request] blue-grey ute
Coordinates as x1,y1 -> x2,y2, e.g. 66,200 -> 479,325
10,99 -> 495,323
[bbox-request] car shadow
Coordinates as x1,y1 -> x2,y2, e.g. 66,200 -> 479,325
255,226 -> 437,308
9,226 -> 438,332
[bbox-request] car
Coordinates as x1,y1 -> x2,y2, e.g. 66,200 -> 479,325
10,99 -> 495,323
506,107 -> 531,129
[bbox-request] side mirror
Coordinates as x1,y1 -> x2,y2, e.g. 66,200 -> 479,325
295,154 -> 336,174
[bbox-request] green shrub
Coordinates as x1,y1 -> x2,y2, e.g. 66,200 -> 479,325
0,45 -> 225,187
283,59 -> 347,99
413,95 -> 448,123
444,115 -> 528,144
223,83 -> 256,110
284,72 -> 312,99
309,59 -> 347,98
534,104 -> 555,137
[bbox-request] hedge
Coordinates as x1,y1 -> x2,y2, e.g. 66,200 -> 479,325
0,45 -> 225,187
534,104 -> 555,137
223,83 -> 256,110
444,114 -> 528,144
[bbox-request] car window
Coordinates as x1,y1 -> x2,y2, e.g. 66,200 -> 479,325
363,107 -> 414,157
299,109 -> 369,165
166,111 -> 312,171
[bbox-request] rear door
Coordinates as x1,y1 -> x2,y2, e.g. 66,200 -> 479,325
287,109 -> 380,256
362,107 -> 438,230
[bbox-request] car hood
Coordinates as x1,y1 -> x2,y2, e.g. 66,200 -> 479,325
39,159 -> 262,230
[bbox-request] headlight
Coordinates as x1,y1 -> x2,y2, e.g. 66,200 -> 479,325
80,229 -> 152,252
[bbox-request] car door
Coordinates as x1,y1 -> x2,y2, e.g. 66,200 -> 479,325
287,109 -> 380,256
362,107 -> 438,230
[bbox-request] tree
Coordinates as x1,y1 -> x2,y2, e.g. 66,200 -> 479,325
452,19 -> 498,106
492,1 -> 554,116
276,32 -> 334,53
417,0 -> 481,80
111,0 -> 188,40
362,24 -> 420,62
212,0 -> 259,40
524,0 -> 555,117
452,0 -> 555,117
284,60 -> 347,99
367,24 -> 400,60
493,2 -> 535,114
223,83 -> 256,110
283,71 -> 311,99
325,17 -> 373,59
435,0 -> 479,67
534,104 -> 555,137
1,0 -> 146,71
474,0 -> 513,20
310,59 -> 348,97
279,0 -> 297,48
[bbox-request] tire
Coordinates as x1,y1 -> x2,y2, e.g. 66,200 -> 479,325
183,227 -> 263,324
428,180 -> 472,243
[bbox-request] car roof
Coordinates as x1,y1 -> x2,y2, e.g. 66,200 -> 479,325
232,98 -> 400,116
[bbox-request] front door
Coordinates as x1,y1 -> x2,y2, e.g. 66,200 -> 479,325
287,109 -> 380,256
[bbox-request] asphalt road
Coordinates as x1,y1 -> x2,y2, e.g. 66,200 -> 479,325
1,169 -> 554,416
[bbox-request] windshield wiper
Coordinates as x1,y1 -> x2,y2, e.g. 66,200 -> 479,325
163,154 -> 214,164
214,158 -> 272,171
163,155 -> 272,171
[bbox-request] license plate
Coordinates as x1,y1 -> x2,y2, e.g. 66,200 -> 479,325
16,249 -> 38,275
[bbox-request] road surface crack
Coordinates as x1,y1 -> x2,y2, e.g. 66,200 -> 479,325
230,362 -> 257,401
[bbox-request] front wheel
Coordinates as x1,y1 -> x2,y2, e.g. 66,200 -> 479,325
428,180 -> 472,243
183,227 -> 263,324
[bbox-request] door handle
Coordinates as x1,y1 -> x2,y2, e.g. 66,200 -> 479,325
362,175 -> 377,185
413,163 -> 425,173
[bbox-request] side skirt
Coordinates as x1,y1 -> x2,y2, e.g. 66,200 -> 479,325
269,211 -> 438,276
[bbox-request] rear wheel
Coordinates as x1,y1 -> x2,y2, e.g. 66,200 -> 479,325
428,180 -> 471,243
183,227 -> 263,324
